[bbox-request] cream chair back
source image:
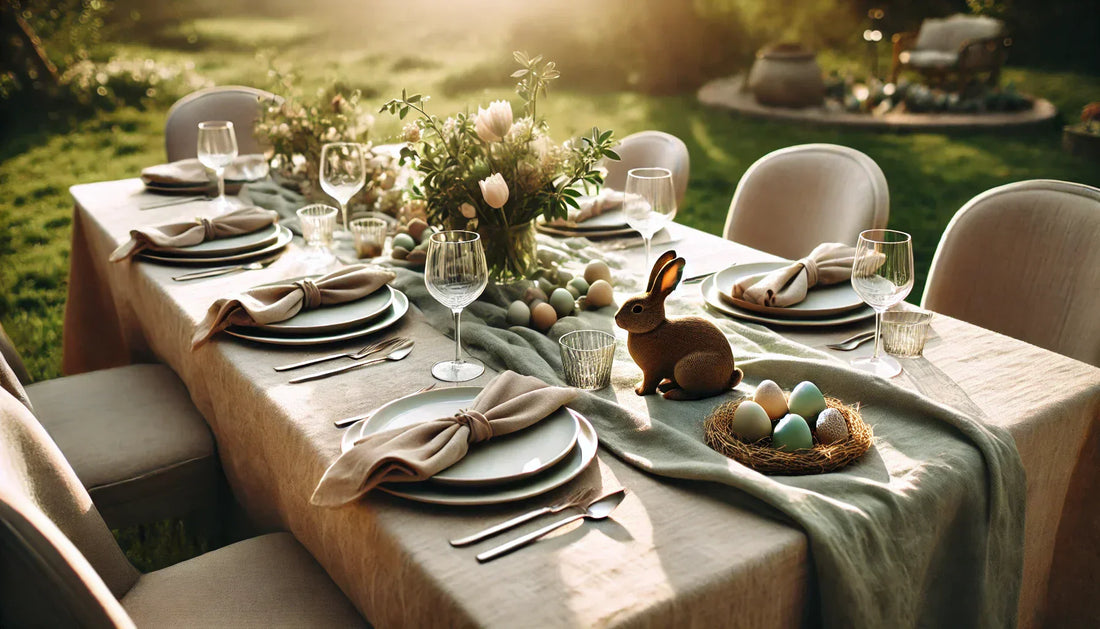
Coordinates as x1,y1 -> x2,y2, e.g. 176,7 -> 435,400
723,144 -> 889,260
164,86 -> 281,162
922,180 -> 1100,367
600,131 -> 690,207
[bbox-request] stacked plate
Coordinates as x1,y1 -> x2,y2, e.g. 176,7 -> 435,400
701,261 -> 875,327
535,198 -> 636,239
142,156 -> 268,195
341,386 -> 599,505
226,284 -> 410,347
137,223 -> 294,266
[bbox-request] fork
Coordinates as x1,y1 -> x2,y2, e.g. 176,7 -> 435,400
449,487 -> 597,547
333,384 -> 437,428
273,336 -> 408,372
825,330 -> 876,351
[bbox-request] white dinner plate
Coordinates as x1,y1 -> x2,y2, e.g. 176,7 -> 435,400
701,273 -> 874,328
538,209 -> 629,232
342,386 -> 580,487
378,413 -> 598,506
138,225 -> 293,266
256,284 -> 395,335
224,289 -> 409,346
712,262 -> 867,318
153,223 -> 281,258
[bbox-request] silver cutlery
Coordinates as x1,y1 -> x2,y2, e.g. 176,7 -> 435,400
139,194 -> 210,210
333,383 -> 436,428
276,336 -> 409,373
289,340 -> 414,384
682,270 -> 719,285
170,255 -> 282,282
476,488 -> 627,563
825,330 -> 876,351
450,487 -> 597,547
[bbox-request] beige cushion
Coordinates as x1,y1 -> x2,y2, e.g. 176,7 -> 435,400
164,86 -> 281,162
923,180 -> 1100,367
907,50 -> 958,68
915,14 -> 1002,52
599,130 -> 690,207
122,533 -> 367,628
25,364 -> 217,529
723,144 -> 889,261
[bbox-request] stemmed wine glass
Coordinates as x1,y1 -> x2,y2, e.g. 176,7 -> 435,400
424,230 -> 489,382
850,229 -> 914,378
197,121 -> 239,213
320,142 -> 366,235
623,167 -> 677,271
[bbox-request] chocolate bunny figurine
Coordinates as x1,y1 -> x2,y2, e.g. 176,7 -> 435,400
615,251 -> 743,400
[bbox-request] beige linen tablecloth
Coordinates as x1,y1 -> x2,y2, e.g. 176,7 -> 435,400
63,178 -> 1100,628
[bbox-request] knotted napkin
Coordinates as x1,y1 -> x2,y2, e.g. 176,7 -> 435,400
546,188 -> 625,227
141,154 -> 268,186
310,371 -> 578,507
191,265 -> 395,347
109,207 -> 278,261
729,242 -> 855,307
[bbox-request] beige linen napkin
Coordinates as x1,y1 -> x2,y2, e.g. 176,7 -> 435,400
546,188 -> 624,227
141,154 -> 268,186
729,242 -> 855,307
310,371 -> 578,507
109,207 -> 278,262
191,265 -> 396,347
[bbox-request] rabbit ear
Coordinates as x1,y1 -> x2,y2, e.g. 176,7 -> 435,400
646,250 -> 677,293
653,257 -> 686,297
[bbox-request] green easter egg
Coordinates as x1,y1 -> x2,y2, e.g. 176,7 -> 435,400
506,300 -> 531,327
549,288 -> 575,317
772,414 -> 813,451
392,233 -> 416,251
568,277 -> 589,296
567,284 -> 581,298
537,278 -> 556,296
788,381 -> 827,419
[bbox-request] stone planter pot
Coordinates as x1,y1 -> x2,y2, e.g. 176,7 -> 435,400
748,43 -> 825,109
1062,125 -> 1100,162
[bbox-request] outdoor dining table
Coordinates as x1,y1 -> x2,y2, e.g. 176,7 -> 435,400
64,178 -> 1099,628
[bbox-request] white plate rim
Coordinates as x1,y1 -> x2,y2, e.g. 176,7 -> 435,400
223,289 -> 409,345
137,225 -> 292,266
713,262 -> 866,318
340,386 -> 580,486
378,412 -> 598,506
153,223 -> 281,258
256,284 -> 395,335
701,274 -> 874,328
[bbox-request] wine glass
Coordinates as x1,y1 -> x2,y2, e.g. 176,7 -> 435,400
197,121 -> 239,213
623,167 -> 677,271
850,229 -> 915,378
320,142 -> 366,235
424,230 -> 488,382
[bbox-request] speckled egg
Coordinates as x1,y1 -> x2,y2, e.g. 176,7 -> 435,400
772,414 -> 813,451
788,381 -> 827,419
753,380 -> 788,420
568,277 -> 590,296
585,280 -> 614,308
392,233 -> 416,251
584,260 -> 612,285
815,408 -> 849,445
523,286 -> 548,305
549,288 -> 575,318
506,300 -> 531,327
531,302 -> 558,332
730,401 -> 772,442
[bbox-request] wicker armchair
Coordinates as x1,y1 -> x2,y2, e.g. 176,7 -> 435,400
891,14 -> 1009,88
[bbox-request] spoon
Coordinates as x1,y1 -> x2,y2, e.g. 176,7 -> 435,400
289,340 -> 414,384
476,488 -> 627,563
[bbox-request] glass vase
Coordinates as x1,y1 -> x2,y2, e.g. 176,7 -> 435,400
476,220 -> 538,284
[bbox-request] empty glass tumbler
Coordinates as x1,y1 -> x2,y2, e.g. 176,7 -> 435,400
559,330 -> 616,390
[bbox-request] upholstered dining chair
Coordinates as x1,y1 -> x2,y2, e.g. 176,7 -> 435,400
600,130 -> 690,207
0,324 -> 218,531
922,180 -> 1100,367
723,144 -> 889,261
164,85 -> 281,162
0,383 -> 367,628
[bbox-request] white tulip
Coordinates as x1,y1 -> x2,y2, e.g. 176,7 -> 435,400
479,173 -> 509,209
475,100 -> 514,143
460,202 -> 477,218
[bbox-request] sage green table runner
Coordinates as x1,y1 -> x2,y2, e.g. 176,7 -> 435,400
390,252 -> 1026,628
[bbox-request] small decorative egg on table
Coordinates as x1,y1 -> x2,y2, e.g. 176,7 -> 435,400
502,259 -> 617,334
390,218 -> 434,267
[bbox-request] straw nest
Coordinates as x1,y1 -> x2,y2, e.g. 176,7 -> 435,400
704,397 -> 872,475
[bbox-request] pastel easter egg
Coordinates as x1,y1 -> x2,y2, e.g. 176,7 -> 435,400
523,286 -> 548,305
586,280 -> 614,308
392,233 -> 416,251
531,302 -> 558,332
753,379 -> 788,420
772,414 -> 813,451
557,270 -> 573,284
549,288 -> 575,318
788,381 -> 827,419
815,408 -> 849,445
506,300 -> 531,327
584,260 -> 612,285
567,284 -> 581,298
730,401 -> 772,442
391,246 -> 410,260
568,277 -> 590,296
406,250 -> 426,265
537,277 -> 556,296
406,218 -> 429,242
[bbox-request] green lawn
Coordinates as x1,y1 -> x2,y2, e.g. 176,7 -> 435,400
3,9 -> 1098,384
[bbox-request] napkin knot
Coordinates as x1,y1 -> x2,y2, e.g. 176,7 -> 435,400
198,217 -> 218,241
798,256 -> 820,287
454,408 -> 492,443
294,279 -> 322,310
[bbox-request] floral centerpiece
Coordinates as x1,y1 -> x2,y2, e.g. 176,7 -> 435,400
381,52 -> 619,282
